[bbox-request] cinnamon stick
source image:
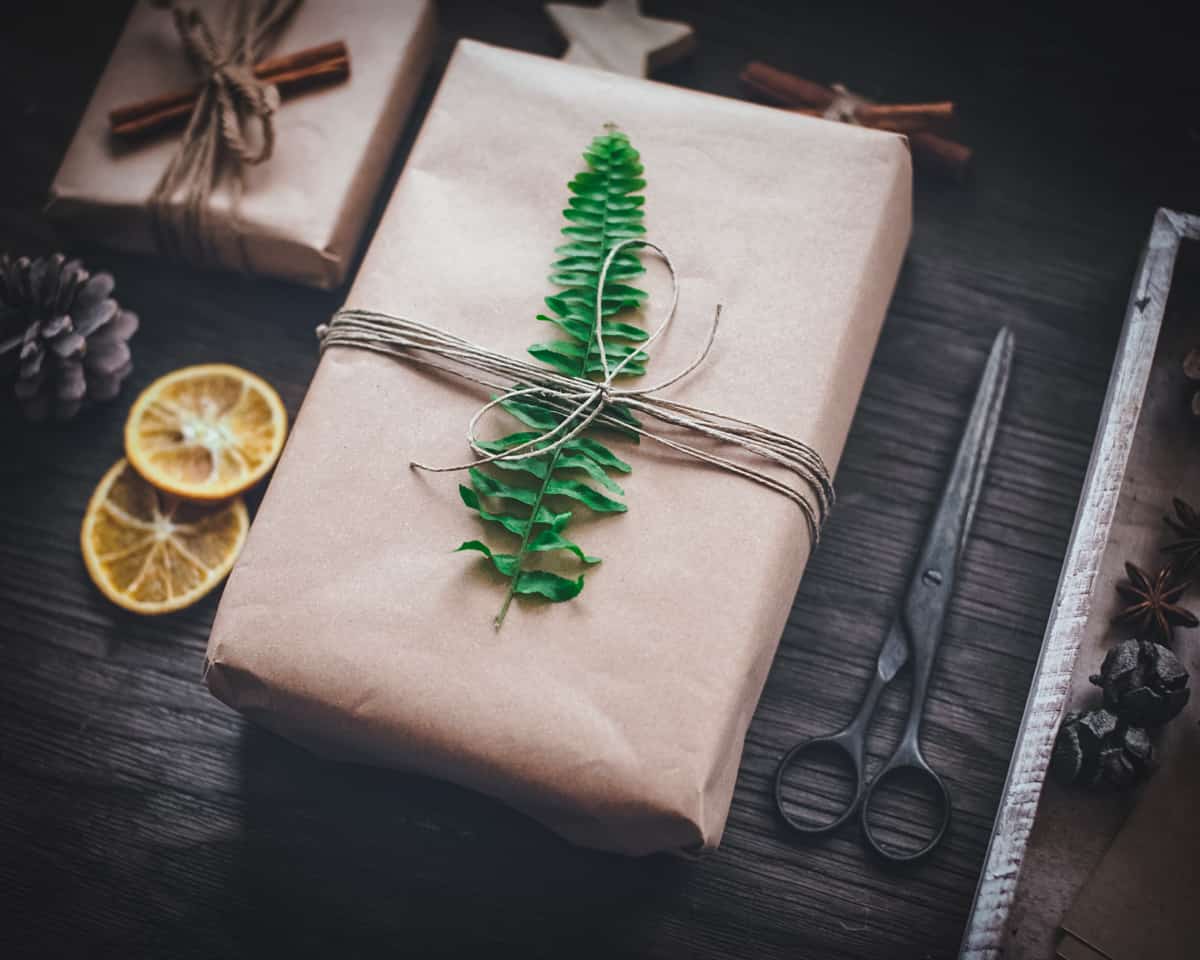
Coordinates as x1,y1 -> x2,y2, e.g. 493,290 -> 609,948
908,131 -> 973,183
793,106 -> 972,181
741,62 -> 971,181
741,61 -> 834,110
109,40 -> 350,139
856,102 -> 955,133
791,103 -> 955,135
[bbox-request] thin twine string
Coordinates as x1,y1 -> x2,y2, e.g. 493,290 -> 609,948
317,240 -> 835,542
147,0 -> 302,269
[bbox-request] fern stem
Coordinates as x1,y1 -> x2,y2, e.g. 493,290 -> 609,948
494,444 -> 565,629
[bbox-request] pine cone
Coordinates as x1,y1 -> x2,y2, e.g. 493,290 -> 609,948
0,253 -> 138,421
1052,708 -> 1155,788
1090,638 -> 1190,728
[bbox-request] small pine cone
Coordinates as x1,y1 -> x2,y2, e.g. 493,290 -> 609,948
1089,638 -> 1190,728
1052,708 -> 1155,788
0,252 -> 138,421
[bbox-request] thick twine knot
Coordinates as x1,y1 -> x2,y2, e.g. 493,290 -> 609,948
822,83 -> 869,124
317,240 -> 835,542
147,0 -> 302,265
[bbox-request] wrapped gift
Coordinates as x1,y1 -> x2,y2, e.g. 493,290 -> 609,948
205,40 -> 912,855
46,0 -> 435,289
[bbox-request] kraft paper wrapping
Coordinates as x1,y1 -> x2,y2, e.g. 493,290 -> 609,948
205,40 -> 912,855
46,0 -> 435,289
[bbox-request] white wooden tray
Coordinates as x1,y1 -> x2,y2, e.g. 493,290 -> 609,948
960,208 -> 1200,959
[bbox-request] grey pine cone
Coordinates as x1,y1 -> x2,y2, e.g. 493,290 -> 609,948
0,252 -> 138,421
1052,708 -> 1154,788
1090,638 -> 1190,728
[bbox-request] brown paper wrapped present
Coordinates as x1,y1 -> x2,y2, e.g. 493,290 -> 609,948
46,0 -> 435,289
205,40 -> 912,855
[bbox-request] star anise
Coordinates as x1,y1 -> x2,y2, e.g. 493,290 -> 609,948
1163,497 -> 1200,579
1111,562 -> 1198,645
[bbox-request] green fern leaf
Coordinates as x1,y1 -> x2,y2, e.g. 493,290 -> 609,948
511,570 -> 586,602
457,126 -> 649,627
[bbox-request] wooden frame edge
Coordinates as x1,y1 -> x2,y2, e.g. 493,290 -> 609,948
959,208 -> 1200,958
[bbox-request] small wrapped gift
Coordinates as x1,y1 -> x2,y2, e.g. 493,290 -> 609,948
46,0 -> 435,289
205,40 -> 912,855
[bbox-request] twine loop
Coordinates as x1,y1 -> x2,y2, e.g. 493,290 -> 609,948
147,0 -> 302,265
318,240 -> 835,541
172,5 -> 281,165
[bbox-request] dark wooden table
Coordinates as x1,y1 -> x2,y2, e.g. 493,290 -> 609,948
3,2 -> 1198,958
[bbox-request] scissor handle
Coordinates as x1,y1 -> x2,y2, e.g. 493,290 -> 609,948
859,748 -> 951,862
773,733 -> 866,837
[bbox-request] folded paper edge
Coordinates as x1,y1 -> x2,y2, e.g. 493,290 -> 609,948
204,642 -> 709,857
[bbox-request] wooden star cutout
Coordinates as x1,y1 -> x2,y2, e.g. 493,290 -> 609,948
545,0 -> 695,77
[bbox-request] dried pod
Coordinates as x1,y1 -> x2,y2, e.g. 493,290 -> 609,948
1052,708 -> 1155,788
1185,347 -> 1200,417
1090,638 -> 1190,728
1185,346 -> 1200,381
1095,723 -> 1154,788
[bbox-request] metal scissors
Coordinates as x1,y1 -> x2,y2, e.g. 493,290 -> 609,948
774,327 -> 1014,862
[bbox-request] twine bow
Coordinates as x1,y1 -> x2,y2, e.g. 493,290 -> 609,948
318,240 -> 835,541
147,0 -> 303,265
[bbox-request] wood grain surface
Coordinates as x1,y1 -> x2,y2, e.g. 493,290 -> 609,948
2,2 -> 1198,959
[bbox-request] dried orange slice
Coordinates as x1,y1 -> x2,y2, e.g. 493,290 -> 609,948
81,459 -> 248,615
124,363 -> 287,501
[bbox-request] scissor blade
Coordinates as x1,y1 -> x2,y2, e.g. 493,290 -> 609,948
875,617 -> 910,683
904,328 -> 1013,638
